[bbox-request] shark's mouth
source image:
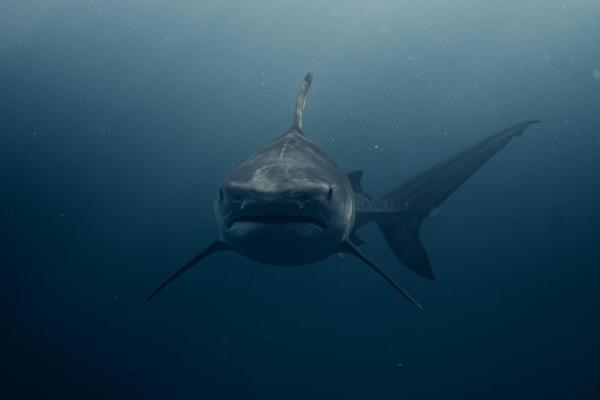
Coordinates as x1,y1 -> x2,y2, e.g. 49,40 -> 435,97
228,215 -> 327,229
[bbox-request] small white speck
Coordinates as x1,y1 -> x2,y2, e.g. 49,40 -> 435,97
396,363 -> 403,367
374,144 -> 379,149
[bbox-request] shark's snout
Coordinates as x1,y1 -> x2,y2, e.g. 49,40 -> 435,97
219,184 -> 332,230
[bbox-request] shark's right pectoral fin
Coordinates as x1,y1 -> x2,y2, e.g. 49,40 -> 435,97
146,240 -> 225,302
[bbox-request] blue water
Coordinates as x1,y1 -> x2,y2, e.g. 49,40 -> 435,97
2,1 -> 600,398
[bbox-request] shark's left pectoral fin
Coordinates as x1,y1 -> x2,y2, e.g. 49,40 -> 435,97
342,241 -> 423,310
349,231 -> 366,246
147,240 -> 226,302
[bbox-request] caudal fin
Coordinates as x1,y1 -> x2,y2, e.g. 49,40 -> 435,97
377,120 -> 540,280
378,217 -> 435,280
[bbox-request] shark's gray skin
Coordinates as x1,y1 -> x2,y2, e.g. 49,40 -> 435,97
148,73 -> 539,309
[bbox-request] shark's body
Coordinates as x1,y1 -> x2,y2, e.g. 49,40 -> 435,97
148,73 -> 539,309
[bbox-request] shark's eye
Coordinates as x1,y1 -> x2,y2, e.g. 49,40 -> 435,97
327,187 -> 333,202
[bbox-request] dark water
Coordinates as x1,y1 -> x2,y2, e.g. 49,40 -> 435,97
2,1 -> 600,399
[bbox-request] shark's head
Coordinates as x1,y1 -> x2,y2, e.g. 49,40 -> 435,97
214,74 -> 354,265
215,129 -> 354,265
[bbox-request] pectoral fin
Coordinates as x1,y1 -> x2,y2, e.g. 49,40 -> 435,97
343,241 -> 422,310
147,240 -> 225,302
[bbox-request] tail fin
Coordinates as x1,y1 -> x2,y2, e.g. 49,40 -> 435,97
378,216 -> 435,280
377,120 -> 540,280
292,73 -> 313,133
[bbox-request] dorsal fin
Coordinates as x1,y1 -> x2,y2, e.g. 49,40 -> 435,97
292,72 -> 313,134
346,170 -> 364,193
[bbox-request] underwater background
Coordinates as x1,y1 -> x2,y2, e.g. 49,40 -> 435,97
2,1 -> 600,399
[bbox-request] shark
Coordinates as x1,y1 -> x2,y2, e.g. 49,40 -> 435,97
147,73 -> 539,309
